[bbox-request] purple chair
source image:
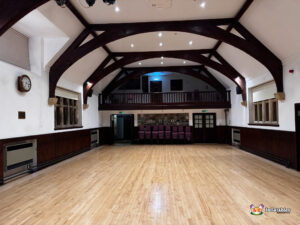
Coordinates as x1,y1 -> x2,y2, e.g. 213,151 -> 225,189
172,126 -> 178,140
165,125 -> 171,141
138,125 -> 145,140
178,125 -> 185,140
152,125 -> 159,140
185,126 -> 192,142
145,125 -> 151,140
158,125 -> 164,140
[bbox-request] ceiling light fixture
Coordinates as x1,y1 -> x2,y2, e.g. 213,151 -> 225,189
161,56 -> 164,60
161,61 -> 164,65
158,32 -> 163,37
183,61 -> 186,64
115,6 -> 120,12
130,43 -> 134,48
159,42 -> 163,47
200,1 -> 206,8
139,62 -> 142,65
189,40 -> 193,46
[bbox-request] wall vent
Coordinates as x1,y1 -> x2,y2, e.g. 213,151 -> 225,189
90,129 -> 99,147
232,128 -> 241,146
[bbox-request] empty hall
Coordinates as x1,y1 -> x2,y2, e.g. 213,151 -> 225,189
0,0 -> 300,224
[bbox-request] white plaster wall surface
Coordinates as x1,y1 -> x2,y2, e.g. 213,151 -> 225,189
228,54 -> 300,132
0,60 -> 100,139
99,109 -> 227,127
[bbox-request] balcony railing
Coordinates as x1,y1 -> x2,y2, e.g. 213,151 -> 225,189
98,91 -> 231,110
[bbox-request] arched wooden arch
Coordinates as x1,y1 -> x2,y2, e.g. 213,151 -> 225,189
102,67 -> 227,95
82,50 -> 246,104
50,20 -> 283,100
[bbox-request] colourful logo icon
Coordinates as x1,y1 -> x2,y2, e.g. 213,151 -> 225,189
250,204 -> 264,215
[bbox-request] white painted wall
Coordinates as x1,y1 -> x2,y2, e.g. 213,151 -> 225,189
0,60 -> 100,140
113,72 -> 216,93
228,53 -> 300,132
99,109 -> 227,127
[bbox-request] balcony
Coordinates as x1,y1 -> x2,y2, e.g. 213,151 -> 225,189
98,91 -> 231,110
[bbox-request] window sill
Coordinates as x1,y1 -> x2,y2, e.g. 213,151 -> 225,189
248,123 -> 279,127
55,126 -> 83,131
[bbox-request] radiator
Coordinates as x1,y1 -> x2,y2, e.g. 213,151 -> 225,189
232,129 -> 241,146
90,129 -> 99,147
3,139 -> 37,182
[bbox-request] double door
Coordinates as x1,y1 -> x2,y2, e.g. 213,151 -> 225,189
193,113 -> 217,143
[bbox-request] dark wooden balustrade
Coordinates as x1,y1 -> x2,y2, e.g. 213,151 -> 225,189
98,91 -> 231,110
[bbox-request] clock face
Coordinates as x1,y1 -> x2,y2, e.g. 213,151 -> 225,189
22,76 -> 31,91
18,75 -> 32,92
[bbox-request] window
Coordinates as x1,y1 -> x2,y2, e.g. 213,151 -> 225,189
55,87 -> 82,129
250,81 -> 278,125
253,99 -> 278,124
170,79 -> 183,91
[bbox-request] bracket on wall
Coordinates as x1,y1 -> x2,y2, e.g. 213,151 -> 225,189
48,97 -> 58,105
275,92 -> 285,101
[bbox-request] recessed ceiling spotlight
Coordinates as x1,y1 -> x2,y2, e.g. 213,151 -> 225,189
161,61 -> 164,65
161,56 -> 164,60
115,6 -> 120,12
159,42 -> 163,47
130,43 -> 134,48
158,32 -> 163,37
189,40 -> 193,46
200,1 -> 206,8
183,61 -> 186,64
138,62 -> 142,65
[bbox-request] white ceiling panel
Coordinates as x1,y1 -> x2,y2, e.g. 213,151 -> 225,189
107,31 -> 217,52
70,0 -> 244,24
61,48 -> 108,84
125,58 -> 200,67
93,69 -> 122,93
241,0 -> 300,60
218,43 -> 271,81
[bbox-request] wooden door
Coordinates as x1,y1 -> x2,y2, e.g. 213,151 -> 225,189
295,104 -> 300,170
193,113 -> 217,143
150,81 -> 162,104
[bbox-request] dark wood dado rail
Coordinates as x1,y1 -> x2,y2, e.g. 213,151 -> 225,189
0,128 -> 102,183
99,91 -> 231,110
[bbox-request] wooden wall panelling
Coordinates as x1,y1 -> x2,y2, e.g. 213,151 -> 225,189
233,127 -> 297,169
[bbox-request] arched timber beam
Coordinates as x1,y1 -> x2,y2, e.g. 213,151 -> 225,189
50,19 -> 283,100
0,0 -> 50,36
103,66 -> 227,95
82,50 -> 246,105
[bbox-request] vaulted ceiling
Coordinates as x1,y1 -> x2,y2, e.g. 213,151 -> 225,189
2,0 -> 300,104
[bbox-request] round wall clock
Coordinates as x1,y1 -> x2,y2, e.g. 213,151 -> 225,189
18,75 -> 32,92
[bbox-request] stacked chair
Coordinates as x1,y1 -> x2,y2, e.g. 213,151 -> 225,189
145,125 -> 151,142
152,125 -> 159,143
138,125 -> 192,144
165,125 -> 171,143
138,125 -> 145,141
185,126 -> 192,142
178,125 -> 185,141
158,125 -> 164,142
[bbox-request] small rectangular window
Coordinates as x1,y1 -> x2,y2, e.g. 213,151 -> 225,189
258,103 -> 263,121
170,79 -> 183,91
265,102 -> 269,122
272,101 -> 277,122
54,88 -> 82,129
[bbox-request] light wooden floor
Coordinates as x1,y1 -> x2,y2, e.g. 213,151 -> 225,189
0,145 -> 300,225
